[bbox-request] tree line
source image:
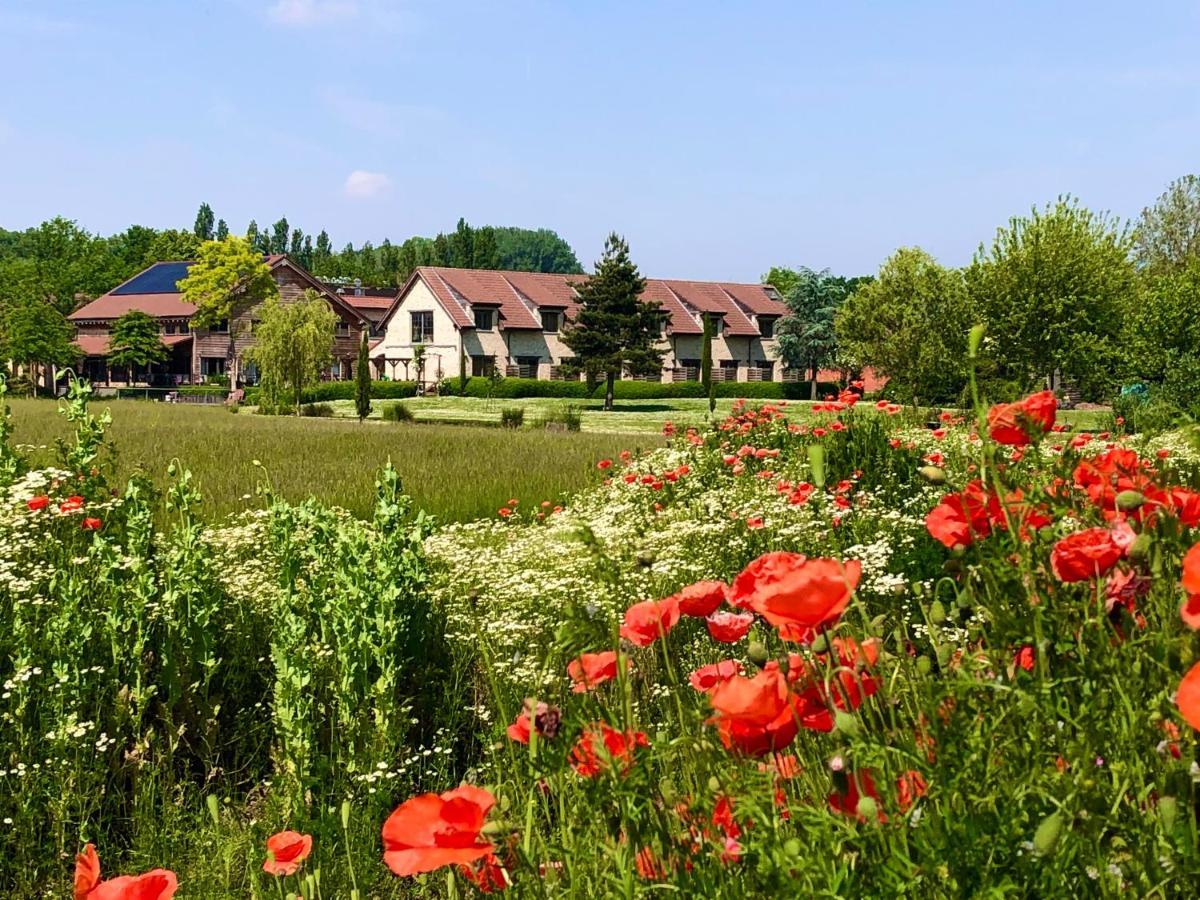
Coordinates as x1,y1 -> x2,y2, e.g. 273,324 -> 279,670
769,174 -> 1200,414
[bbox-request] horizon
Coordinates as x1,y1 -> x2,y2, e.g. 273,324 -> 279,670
2,1 -> 1199,281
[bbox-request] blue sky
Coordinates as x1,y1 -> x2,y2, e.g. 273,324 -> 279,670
1,0 -> 1198,281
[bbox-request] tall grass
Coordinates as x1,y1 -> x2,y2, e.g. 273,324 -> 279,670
7,399 -> 654,523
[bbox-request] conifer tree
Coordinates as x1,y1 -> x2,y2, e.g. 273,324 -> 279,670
193,203 -> 215,241
355,330 -> 372,421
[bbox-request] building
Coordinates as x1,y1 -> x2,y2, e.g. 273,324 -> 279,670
68,255 -> 370,386
371,266 -> 793,385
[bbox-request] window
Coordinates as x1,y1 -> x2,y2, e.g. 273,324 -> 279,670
411,311 -> 434,343
200,356 -> 226,376
712,316 -> 725,336
540,310 -> 560,333
471,355 -> 496,377
720,360 -> 739,373
758,316 -> 777,338
163,322 -> 177,335
474,308 -> 495,331
179,322 -> 190,334
211,319 -> 229,334
336,321 -> 350,336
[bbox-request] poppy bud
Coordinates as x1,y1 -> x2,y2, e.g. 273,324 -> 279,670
1159,796 -> 1179,831
869,614 -> 887,636
855,796 -> 879,822
783,838 -> 802,858
834,710 -> 859,735
928,600 -> 947,624
809,633 -> 829,654
968,323 -> 986,359
748,641 -> 770,666
1115,490 -> 1145,512
936,644 -> 953,669
481,820 -> 514,837
707,775 -> 722,794
916,656 -> 932,675
1127,533 -> 1152,562
1032,812 -> 1064,856
918,466 -> 946,485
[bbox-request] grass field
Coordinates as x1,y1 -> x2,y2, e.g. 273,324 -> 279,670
7,398 -> 658,522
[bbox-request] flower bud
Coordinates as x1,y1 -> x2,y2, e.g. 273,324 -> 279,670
1127,532 -> 1152,562
783,838 -> 802,858
707,775 -> 722,794
1032,812 -> 1064,856
1115,490 -> 1145,512
916,656 -> 932,676
748,641 -> 770,667
855,796 -> 879,822
1159,796 -> 1179,831
809,633 -> 829,654
834,710 -> 859,735
928,600 -> 947,624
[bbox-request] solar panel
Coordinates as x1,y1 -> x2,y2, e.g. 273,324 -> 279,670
111,261 -> 194,295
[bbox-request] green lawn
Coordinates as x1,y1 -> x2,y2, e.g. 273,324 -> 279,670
6,399 -> 657,522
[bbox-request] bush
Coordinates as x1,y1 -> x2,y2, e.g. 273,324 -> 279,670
442,377 -> 591,399
297,380 -> 419,404
381,401 -> 414,422
299,402 -> 335,417
1111,390 -> 1189,435
540,405 -> 582,432
500,406 -> 525,428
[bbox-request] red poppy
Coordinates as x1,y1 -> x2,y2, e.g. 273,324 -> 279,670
567,651 -> 626,693
1181,595 -> 1200,630
620,597 -> 681,647
1013,645 -> 1035,673
60,495 -> 85,513
82,517 -> 102,531
382,786 -> 496,877
1050,527 -> 1125,582
497,507 -> 512,518
674,580 -> 727,618
827,770 -> 886,823
895,770 -> 928,813
569,723 -> 648,777
1177,661 -> 1200,732
506,701 -> 560,745
27,495 -> 49,512
263,830 -> 313,876
986,390 -> 1056,446
708,667 -> 803,757
689,659 -> 744,693
74,843 -> 178,900
1168,489 -> 1200,526
705,610 -> 755,643
925,481 -> 1001,549
1183,543 -> 1200,596
1073,448 -> 1155,513
597,459 -> 613,470
728,553 -> 860,641
786,638 -> 880,731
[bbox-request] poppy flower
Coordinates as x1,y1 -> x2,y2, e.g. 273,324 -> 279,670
827,770 -> 886,823
620,597 -> 681,647
895,770 -> 928,813
728,553 -> 860,641
689,659 -> 744,693
570,723 -> 648,777
382,785 -> 496,877
1181,595 -> 1200,631
506,700 -> 561,744
1183,543 -> 1200,596
497,507 -> 512,518
263,830 -> 313,876
74,843 -> 178,900
786,638 -> 880,731
82,517 -> 102,531
707,667 -> 803,757
674,580 -> 728,618
1013,645 -> 1035,673
567,651 -> 627,692
597,459 -> 613,470
1050,528 -> 1125,582
1168,489 -> 1200,526
60,495 -> 85,513
706,610 -> 755,643
986,390 -> 1056,446
27,495 -> 49,512
1176,661 -> 1200,732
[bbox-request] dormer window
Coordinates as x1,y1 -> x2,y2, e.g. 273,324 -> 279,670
758,316 -> 777,339
540,310 -> 560,333
474,308 -> 496,331
712,316 -> 724,336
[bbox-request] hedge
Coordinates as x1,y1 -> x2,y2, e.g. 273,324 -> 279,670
244,380 -> 418,405
437,377 -> 842,402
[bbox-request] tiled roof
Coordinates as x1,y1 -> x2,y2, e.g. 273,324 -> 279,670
407,267 -> 784,338
70,293 -> 197,321
74,333 -> 193,356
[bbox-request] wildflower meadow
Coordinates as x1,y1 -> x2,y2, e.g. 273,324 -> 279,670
4,350 -> 1200,897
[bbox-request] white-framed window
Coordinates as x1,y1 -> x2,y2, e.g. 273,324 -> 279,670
474,308 -> 495,331
411,311 -> 434,343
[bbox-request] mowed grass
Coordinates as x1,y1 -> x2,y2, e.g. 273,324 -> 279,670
7,399 -> 659,523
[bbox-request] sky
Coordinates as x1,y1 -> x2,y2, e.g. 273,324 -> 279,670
1,0 -> 1199,282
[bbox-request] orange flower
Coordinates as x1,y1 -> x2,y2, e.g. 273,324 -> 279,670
620,597 -> 681,647
60,495 -> 85,513
382,786 -> 496,877
263,831 -> 313,876
27,495 -> 49,512
1050,527 -> 1125,582
708,667 -> 803,757
728,553 -> 860,641
689,659 -> 744,693
74,843 -> 177,900
1176,661 -> 1200,732
674,580 -> 728,618
895,770 -> 928,813
986,390 -> 1056,446
705,610 -> 754,643
1013,645 -> 1035,673
82,517 -> 102,531
570,723 -> 648,777
567,651 -> 626,693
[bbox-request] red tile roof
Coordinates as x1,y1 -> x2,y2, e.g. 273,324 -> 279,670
70,293 -> 197,321
404,267 -> 785,338
74,333 -> 192,356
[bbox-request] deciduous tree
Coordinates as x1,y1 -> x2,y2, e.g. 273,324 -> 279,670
561,233 -> 660,411
1134,174 -> 1200,275
178,236 -> 279,330
245,289 -> 336,413
2,301 -> 79,394
107,310 -> 168,383
770,267 -> 864,399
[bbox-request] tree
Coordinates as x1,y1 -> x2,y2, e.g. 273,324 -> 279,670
355,330 -> 372,421
215,219 -> 229,241
245,289 -> 336,413
494,227 -> 584,273
178,236 -> 279,331
966,197 -> 1134,398
701,313 -> 715,413
472,226 -> 500,269
450,218 -> 474,268
836,247 -> 973,405
193,203 -> 215,241
770,267 -> 862,399
2,301 -> 79,394
315,230 -> 332,261
1121,257 -> 1200,413
1134,175 -> 1200,275
270,218 -> 290,255
561,233 -> 660,411
107,310 -> 168,383
290,228 -> 304,258
144,229 -> 200,266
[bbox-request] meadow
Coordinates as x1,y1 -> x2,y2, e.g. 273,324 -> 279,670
3,377 -> 1198,898
5,398 -> 654,522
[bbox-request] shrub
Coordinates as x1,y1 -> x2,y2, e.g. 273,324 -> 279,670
540,404 -> 582,432
1111,389 -> 1188,435
297,380 -> 419,404
500,406 -> 525,428
433,375 -> 841,402
381,401 -> 414,422
299,402 -> 335,417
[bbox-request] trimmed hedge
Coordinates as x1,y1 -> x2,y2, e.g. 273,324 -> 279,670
245,380 -> 418,405
443,378 -> 591,399
438,377 -> 842,402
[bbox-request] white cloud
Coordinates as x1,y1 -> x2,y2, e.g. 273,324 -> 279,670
344,170 -> 392,198
267,0 -> 359,27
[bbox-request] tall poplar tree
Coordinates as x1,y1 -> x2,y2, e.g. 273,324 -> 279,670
561,233 -> 660,411
193,203 -> 215,241
355,330 -> 372,421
